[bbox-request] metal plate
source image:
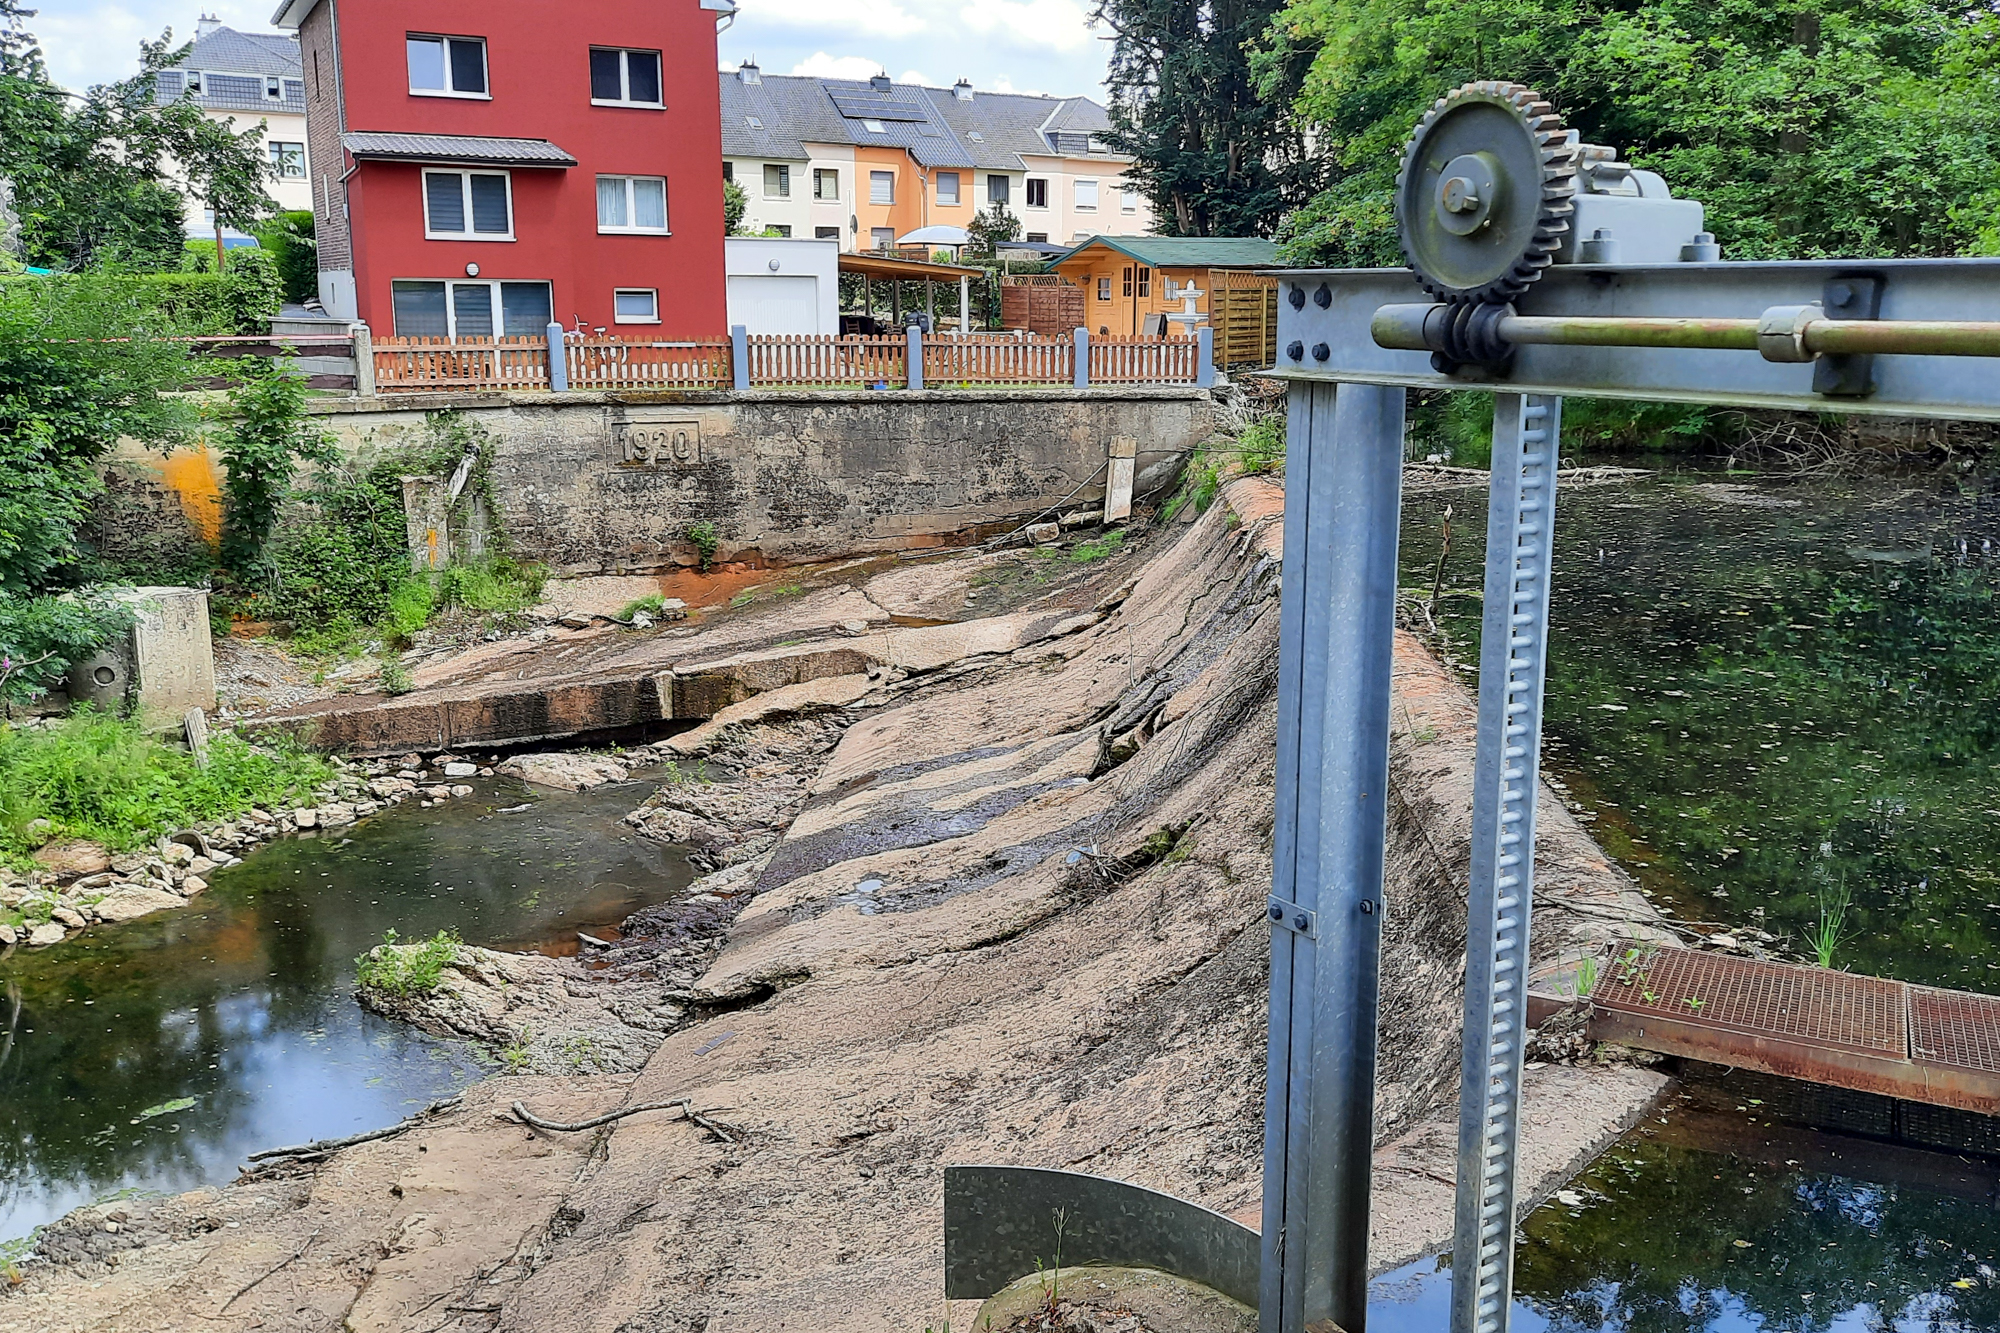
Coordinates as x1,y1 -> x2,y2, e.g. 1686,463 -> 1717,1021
1911,987 -> 2000,1075
943,1165 -> 1260,1308
1264,259 -> 2000,422
1594,947 -> 1905,1056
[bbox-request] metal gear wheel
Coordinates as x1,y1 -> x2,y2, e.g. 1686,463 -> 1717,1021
1395,81 -> 1580,304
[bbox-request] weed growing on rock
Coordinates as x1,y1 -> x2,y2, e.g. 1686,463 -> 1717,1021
355,928 -> 462,997
686,520 -> 721,572
379,660 -> 414,695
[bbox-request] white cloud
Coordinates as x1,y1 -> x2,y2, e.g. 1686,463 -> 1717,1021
788,52 -> 886,80
741,0 -> 927,38
896,67 -> 934,87
958,0 -> 1094,52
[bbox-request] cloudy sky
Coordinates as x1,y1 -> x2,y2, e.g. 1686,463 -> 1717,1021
34,0 -> 1116,100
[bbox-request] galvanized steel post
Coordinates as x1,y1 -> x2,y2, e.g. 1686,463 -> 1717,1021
907,322 -> 925,390
1074,326 -> 1090,389
1196,326 -> 1216,388
730,324 -> 750,392
1259,380 -> 1405,1333
1450,393 -> 1563,1333
545,321 -> 569,393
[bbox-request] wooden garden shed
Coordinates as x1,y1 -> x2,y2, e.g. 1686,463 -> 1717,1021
1048,236 -> 1283,369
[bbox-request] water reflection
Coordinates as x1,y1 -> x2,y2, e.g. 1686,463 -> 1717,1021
0,776 -> 690,1243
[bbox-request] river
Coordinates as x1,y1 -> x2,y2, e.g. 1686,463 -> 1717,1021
1379,465 -> 2000,1332
0,773 -> 690,1248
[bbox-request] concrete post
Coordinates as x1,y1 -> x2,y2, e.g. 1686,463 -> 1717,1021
546,321 -> 569,392
351,321 -> 375,397
959,274 -> 971,334
1196,326 -> 1216,388
731,324 -> 751,391
906,322 -> 925,390
1073,326 -> 1089,390
1103,435 -> 1136,524
401,475 -> 449,573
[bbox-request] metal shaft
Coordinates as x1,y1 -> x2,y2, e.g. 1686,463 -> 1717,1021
1451,393 -> 1561,1333
1372,304 -> 2000,360
1261,381 -> 1405,1333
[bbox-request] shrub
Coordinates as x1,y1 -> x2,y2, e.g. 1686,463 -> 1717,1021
0,593 -> 134,704
252,211 -> 317,305
355,928 -> 462,997
686,520 -> 720,572
214,356 -> 337,581
437,557 -> 545,615
1238,415 -> 1286,474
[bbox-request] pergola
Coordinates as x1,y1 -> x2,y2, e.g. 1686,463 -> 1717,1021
838,251 -> 986,334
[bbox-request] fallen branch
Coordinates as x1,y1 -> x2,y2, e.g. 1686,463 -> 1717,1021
219,1229 -> 318,1311
509,1098 -> 737,1142
244,1096 -> 463,1163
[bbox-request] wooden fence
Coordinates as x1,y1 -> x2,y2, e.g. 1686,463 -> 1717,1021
370,331 -> 1204,392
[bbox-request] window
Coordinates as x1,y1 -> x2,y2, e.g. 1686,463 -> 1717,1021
815,226 -> 841,239
407,35 -> 487,97
597,175 -> 668,233
1137,266 -> 1150,298
745,115 -> 763,130
1075,178 -> 1099,211
614,289 -> 659,323
391,280 -> 550,337
1122,186 -> 1138,213
424,170 -> 512,239
1121,265 -> 1133,298
862,118 -> 885,133
768,224 -> 792,237
184,71 -> 204,95
763,164 -> 790,199
987,174 -> 1010,205
268,141 -> 306,178
1096,277 -> 1111,301
1025,231 -> 1047,243
871,226 -> 896,249
590,48 -> 662,106
1026,177 -> 1047,209
869,171 -> 895,205
264,75 -> 283,100
813,169 -> 838,200
936,171 -> 960,206
722,161 -> 733,182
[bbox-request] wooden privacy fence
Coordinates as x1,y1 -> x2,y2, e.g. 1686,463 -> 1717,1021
565,335 -> 732,391
370,330 -> 1207,392
744,334 -> 907,388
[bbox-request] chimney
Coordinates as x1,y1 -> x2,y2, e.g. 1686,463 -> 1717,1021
196,13 -> 221,38
737,58 -> 761,85
870,72 -> 892,91
952,77 -> 973,102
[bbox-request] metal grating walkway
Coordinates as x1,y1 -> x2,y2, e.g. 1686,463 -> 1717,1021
1587,946 -> 2000,1117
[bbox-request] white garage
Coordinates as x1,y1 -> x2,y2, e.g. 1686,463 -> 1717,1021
724,237 -> 839,335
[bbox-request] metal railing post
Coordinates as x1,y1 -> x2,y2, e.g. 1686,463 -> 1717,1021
907,323 -> 925,390
731,324 -> 750,391
351,321 -> 375,397
1260,380 -> 1404,1333
1450,393 -> 1562,1333
1074,326 -> 1089,389
1196,326 -> 1216,388
546,321 -> 569,392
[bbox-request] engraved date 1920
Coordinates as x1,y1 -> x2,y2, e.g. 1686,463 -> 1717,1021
617,422 -> 701,466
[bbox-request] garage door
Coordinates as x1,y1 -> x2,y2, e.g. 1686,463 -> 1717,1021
727,275 -> 823,335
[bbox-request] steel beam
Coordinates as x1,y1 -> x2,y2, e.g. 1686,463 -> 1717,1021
1261,380 -> 1405,1333
1451,394 -> 1562,1333
1264,259 -> 2000,421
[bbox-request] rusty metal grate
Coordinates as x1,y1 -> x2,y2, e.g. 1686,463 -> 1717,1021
1911,987 -> 2000,1074
1595,947 -> 1906,1055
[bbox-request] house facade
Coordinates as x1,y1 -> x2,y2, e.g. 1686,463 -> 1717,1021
154,18 -> 312,230
1050,236 -> 1283,367
720,66 -> 1152,251
272,0 -> 731,338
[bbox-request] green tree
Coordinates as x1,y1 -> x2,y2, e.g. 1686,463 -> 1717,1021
254,209 -> 317,303
1261,0 -> 2000,265
968,201 -> 1022,255
214,357 -> 336,582
723,178 -> 748,235
1091,0 -> 1322,236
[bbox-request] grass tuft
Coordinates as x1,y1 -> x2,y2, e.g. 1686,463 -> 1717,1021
355,927 -> 463,997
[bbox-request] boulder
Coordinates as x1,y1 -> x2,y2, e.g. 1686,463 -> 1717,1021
442,761 -> 478,778
52,907 -> 86,929
27,922 -> 65,947
497,753 -> 629,791
32,840 -> 112,879
181,875 -> 209,896
0,922 -> 14,946
293,808 -> 319,830
92,883 -> 186,924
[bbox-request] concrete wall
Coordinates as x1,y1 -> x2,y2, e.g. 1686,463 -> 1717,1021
292,388 -> 1208,574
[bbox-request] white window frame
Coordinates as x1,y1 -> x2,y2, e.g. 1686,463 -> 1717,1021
589,47 -> 664,108
1026,177 -> 1048,209
407,34 -> 489,100
185,71 -> 204,95
1075,178 -> 1099,212
1121,186 -> 1139,213
596,174 -> 670,235
390,279 -> 553,338
936,171 -> 960,206
268,141 -> 306,178
423,169 -> 514,241
613,288 -> 659,324
264,75 -> 283,100
988,173 -> 1010,205
813,168 -> 839,201
869,170 -> 895,205
763,163 -> 790,199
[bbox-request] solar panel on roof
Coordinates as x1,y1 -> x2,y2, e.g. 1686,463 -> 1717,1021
828,89 -> 927,121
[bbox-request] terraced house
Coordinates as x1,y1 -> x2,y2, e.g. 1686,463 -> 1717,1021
153,17 -> 312,233
720,64 -> 1152,251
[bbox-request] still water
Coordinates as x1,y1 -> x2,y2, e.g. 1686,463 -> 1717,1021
1387,467 -> 2000,1331
0,775 -> 689,1245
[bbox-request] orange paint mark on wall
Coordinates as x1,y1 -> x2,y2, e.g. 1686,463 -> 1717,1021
157,446 -> 225,549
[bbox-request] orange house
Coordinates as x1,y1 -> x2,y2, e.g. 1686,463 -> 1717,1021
1049,236 -> 1284,367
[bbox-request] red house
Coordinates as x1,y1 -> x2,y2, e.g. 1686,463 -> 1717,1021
272,0 -> 732,340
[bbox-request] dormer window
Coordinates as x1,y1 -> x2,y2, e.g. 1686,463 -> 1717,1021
185,71 -> 204,94
264,75 -> 282,99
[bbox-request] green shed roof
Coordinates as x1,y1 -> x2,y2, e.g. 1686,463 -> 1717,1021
1053,235 -> 1283,269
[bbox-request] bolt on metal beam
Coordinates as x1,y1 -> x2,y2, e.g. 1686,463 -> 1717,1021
1260,380 -> 1406,1333
1451,393 -> 1562,1333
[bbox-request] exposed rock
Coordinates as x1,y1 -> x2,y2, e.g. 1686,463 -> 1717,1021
51,907 -> 86,929
1027,520 -> 1062,544
32,839 -> 112,879
92,883 -> 186,924
442,761 -> 478,778
498,752 -> 629,791
180,875 -> 208,896
158,841 -> 194,867
26,922 -> 65,946
293,808 -> 318,829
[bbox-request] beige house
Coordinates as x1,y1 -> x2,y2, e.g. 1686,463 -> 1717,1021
153,16 -> 312,234
720,66 -> 1151,251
